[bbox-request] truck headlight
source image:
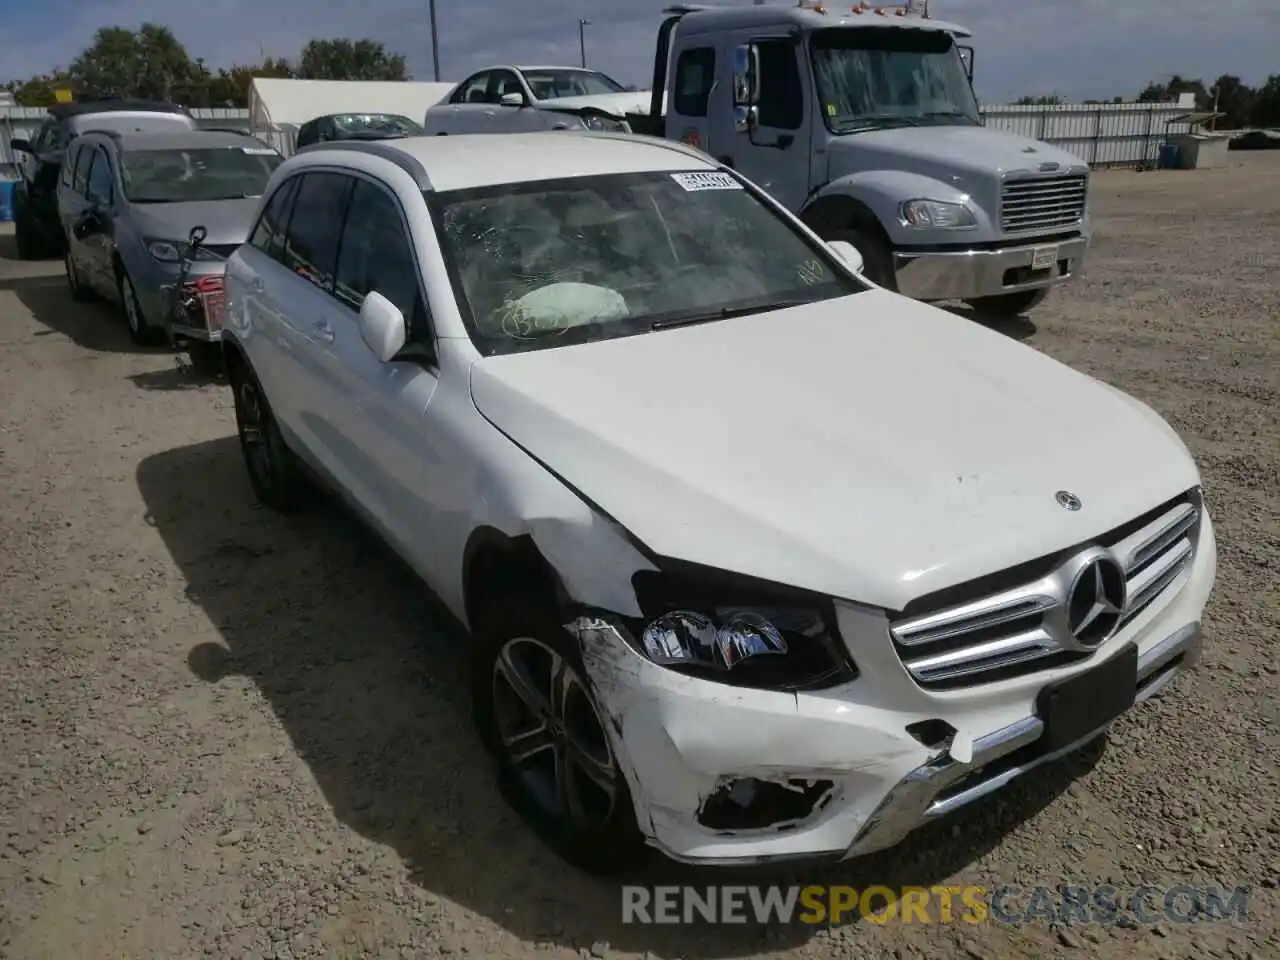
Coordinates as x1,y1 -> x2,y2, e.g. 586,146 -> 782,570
899,198 -> 977,229
622,569 -> 858,691
580,114 -> 630,133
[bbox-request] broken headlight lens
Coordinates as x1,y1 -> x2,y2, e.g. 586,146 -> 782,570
628,604 -> 855,691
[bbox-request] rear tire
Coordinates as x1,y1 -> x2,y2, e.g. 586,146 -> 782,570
826,226 -> 896,291
65,247 -> 92,302
228,358 -> 311,512
963,288 -> 1048,317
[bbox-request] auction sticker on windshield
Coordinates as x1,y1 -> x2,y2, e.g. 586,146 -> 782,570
671,171 -> 741,191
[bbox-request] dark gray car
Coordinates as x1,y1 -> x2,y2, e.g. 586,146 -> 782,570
57,129 -> 282,345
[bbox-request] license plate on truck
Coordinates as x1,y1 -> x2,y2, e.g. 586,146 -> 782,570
1031,245 -> 1058,271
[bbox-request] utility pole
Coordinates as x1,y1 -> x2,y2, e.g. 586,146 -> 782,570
578,19 -> 590,69
430,0 -> 441,81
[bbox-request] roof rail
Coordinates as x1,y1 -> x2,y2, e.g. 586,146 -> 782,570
294,140 -> 433,190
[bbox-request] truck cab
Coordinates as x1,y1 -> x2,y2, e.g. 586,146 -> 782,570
640,2 -> 1091,314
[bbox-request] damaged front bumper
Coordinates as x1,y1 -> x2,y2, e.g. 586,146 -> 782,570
573,518 -> 1214,867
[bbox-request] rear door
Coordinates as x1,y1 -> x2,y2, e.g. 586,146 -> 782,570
230,175 -> 303,440
428,71 -> 497,134
272,171 -> 356,470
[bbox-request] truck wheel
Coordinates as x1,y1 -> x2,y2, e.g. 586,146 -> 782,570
963,289 -> 1048,317
827,228 -> 896,291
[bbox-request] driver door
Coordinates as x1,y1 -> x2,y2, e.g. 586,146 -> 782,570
722,35 -> 812,213
77,147 -> 118,295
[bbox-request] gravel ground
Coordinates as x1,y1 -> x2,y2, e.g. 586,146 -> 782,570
1,154 -> 1277,960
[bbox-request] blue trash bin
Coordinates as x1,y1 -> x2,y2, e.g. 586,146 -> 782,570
0,179 -> 14,222
1158,142 -> 1181,170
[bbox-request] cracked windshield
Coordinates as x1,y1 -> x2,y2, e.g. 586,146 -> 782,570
435,170 -> 864,355
811,27 -> 980,134
120,146 -> 282,203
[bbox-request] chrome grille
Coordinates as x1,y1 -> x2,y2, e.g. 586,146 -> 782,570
891,491 -> 1200,689
1000,174 -> 1088,233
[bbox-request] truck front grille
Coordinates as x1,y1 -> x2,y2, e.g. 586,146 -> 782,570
890,490 -> 1200,689
1000,174 -> 1088,233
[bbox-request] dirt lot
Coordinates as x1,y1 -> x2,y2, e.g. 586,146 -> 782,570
1,155 -> 1277,960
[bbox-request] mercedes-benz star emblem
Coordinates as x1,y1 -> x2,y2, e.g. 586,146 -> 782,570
1056,490 -> 1082,511
1065,555 -> 1127,647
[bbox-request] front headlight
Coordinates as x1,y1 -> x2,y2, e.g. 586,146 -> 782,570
580,114 -> 630,133
623,570 -> 858,691
899,198 -> 977,229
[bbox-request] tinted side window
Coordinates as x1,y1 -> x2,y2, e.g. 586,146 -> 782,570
72,144 -> 91,195
85,149 -> 114,204
452,72 -> 494,104
335,180 -> 430,344
755,40 -> 804,131
673,48 -> 715,118
249,176 -> 301,261
282,172 -> 353,292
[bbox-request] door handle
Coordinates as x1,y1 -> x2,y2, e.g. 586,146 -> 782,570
312,322 -> 334,343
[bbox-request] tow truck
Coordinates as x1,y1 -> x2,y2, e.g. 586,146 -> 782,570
617,1 -> 1093,314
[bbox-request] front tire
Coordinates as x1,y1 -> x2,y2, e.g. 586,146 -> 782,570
117,267 -> 164,345
471,594 -> 647,875
228,360 -> 310,512
826,227 -> 896,291
964,288 -> 1049,317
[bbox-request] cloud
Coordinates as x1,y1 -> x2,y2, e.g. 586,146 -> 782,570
0,0 -> 1272,104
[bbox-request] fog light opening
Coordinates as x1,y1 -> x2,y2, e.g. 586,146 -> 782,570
906,718 -> 956,751
696,776 -> 836,832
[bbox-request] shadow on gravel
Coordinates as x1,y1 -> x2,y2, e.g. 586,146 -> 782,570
0,272 -> 168,354
941,305 -> 1038,341
138,437 -> 1104,957
129,362 -> 226,391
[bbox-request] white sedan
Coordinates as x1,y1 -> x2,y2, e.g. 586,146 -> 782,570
423,65 -> 650,135
221,131 -> 1216,873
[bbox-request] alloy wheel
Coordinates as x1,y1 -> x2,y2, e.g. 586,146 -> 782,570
235,379 -> 275,486
122,275 -> 141,333
491,637 -> 619,832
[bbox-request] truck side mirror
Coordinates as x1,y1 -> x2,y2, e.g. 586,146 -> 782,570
732,44 -> 760,107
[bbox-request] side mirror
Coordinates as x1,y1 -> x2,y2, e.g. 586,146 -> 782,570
733,105 -> 758,134
73,210 -> 105,240
500,92 -> 525,108
358,291 -> 407,362
828,240 -> 864,275
10,138 -> 32,154
732,44 -> 760,107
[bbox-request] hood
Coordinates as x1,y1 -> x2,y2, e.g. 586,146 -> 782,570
539,91 -> 652,117
829,124 -> 1087,183
126,198 -> 262,247
469,292 -> 1199,611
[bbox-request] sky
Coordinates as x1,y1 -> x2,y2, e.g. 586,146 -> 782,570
0,0 -> 1274,104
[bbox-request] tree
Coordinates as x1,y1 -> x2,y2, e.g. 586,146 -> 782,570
1253,74 -> 1280,128
4,70 -> 79,107
1208,74 -> 1256,129
1014,94 -> 1064,106
69,24 -> 200,101
1137,75 -> 1210,108
297,39 -> 408,81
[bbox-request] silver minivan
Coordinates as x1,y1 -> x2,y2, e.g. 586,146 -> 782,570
57,129 -> 282,347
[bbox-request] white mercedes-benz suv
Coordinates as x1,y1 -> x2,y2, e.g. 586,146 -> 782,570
220,131 -> 1216,873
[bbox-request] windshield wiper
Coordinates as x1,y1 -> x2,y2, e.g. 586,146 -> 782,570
838,114 -> 921,133
649,299 -> 811,331
920,110 -> 980,124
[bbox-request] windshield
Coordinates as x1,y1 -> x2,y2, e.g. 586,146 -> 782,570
523,69 -> 626,100
811,27 -> 981,134
432,170 -> 863,356
331,113 -> 424,139
121,146 -> 281,203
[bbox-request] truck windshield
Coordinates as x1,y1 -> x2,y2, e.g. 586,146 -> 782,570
811,27 -> 980,134
432,170 -> 864,356
523,69 -> 626,99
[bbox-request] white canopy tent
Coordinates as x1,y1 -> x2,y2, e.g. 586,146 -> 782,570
248,78 -> 456,154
